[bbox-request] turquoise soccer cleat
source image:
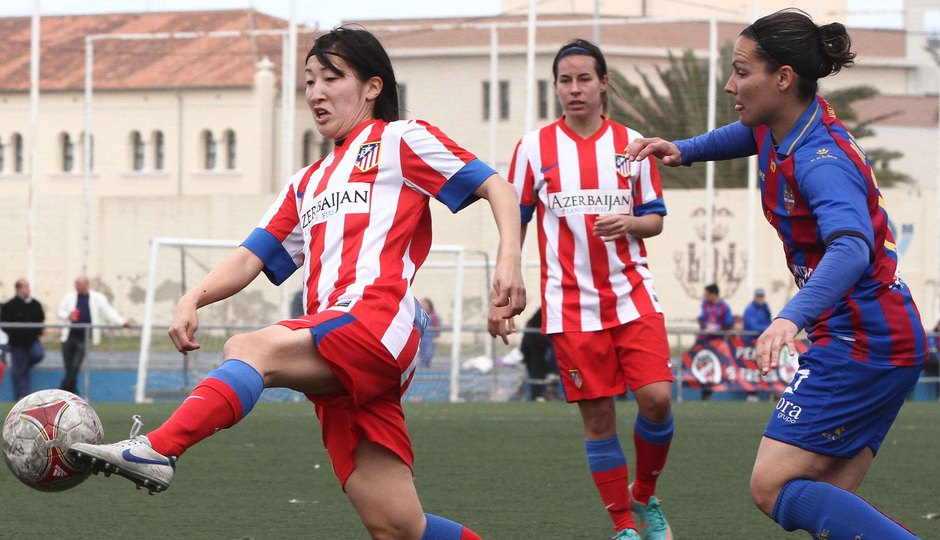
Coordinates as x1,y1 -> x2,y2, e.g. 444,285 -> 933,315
630,495 -> 674,540
612,529 -> 642,540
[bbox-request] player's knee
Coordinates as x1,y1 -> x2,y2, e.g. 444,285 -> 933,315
637,392 -> 671,421
361,513 -> 424,540
748,469 -> 778,516
221,332 -> 252,360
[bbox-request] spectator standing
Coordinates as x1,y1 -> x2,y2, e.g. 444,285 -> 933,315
1,279 -> 46,400
417,298 -> 441,368
742,288 -> 773,343
519,308 -> 557,401
57,275 -> 130,395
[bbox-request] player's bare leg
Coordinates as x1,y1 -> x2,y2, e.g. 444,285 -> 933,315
223,325 -> 344,395
578,396 -> 617,438
750,436 -> 918,538
345,440 -> 481,540
345,440 -> 426,540
70,325 -> 340,493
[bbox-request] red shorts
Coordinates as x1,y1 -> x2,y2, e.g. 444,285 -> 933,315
551,312 -> 674,402
278,310 -> 420,487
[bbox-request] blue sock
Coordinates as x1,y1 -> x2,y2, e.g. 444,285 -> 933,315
773,479 -> 919,539
584,435 -> 627,473
205,359 -> 265,418
634,412 -> 674,445
422,513 -> 475,540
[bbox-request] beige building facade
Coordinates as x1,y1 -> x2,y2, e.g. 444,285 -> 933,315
1,5 -> 939,336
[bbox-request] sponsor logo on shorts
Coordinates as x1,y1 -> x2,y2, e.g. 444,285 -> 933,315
821,425 -> 847,442
775,397 -> 803,424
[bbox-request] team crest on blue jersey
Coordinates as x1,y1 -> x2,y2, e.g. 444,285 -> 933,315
355,141 -> 381,172
615,154 -> 631,178
783,184 -> 795,215
569,370 -> 583,389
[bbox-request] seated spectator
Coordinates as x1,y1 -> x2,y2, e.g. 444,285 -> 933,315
697,283 -> 733,401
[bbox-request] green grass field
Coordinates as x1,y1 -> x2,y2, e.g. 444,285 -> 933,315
2,400 -> 938,539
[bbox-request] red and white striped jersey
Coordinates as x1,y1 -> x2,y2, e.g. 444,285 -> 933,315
509,118 -> 666,334
243,119 -> 495,357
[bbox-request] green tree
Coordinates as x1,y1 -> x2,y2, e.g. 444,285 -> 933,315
608,43 -> 910,188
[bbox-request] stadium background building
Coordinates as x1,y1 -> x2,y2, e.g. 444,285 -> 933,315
0,0 -> 938,334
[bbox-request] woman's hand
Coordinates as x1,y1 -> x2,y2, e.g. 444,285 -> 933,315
624,137 -> 683,167
754,318 -> 799,376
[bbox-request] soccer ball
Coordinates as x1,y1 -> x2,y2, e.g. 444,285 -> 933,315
2,389 -> 104,491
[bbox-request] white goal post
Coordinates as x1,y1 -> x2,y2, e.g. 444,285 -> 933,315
135,237 -> 489,403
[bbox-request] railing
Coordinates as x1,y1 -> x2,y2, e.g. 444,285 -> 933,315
1,322 -> 937,404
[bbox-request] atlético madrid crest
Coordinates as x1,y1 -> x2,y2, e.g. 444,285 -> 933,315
569,369 -> 583,388
355,141 -> 381,172
615,154 -> 631,178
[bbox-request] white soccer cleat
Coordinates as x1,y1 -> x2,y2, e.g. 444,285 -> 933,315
69,415 -> 175,495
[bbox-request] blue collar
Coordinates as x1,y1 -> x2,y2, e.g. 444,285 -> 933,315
775,98 -> 820,158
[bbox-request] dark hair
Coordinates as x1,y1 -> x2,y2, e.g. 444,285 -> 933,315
741,8 -> 856,99
552,39 -> 610,112
705,283 -> 720,296
306,25 -> 399,122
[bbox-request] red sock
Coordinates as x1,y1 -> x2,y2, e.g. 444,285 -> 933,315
592,466 -> 637,531
632,431 -> 671,505
460,528 -> 481,540
147,378 -> 241,457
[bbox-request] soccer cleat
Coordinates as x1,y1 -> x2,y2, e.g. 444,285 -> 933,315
612,529 -> 641,540
630,495 -> 673,540
68,415 -> 175,495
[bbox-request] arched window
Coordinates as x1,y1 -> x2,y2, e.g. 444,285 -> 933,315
61,132 -> 75,172
302,130 -> 315,166
223,129 -> 236,170
203,130 -> 217,170
12,133 -> 23,173
152,130 -> 164,171
131,131 -> 145,171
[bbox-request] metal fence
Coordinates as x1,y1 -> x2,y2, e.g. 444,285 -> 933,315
1,322 -> 937,404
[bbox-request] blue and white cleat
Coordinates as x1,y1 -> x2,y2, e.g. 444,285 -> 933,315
69,415 -> 175,495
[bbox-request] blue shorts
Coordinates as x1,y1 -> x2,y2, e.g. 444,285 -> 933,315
764,342 -> 921,458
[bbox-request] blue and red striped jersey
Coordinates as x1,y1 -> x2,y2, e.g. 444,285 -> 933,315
678,96 -> 926,366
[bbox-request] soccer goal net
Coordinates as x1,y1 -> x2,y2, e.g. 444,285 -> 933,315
135,237 -> 523,404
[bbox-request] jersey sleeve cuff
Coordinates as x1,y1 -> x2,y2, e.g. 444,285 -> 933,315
634,198 -> 667,217
436,158 -> 496,213
241,228 -> 297,285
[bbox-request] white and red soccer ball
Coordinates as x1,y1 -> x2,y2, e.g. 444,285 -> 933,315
2,389 -> 104,491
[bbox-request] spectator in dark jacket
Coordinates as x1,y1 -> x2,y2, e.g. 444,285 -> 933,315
742,288 -> 773,345
1,279 -> 46,399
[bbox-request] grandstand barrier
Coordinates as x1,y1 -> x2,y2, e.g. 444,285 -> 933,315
0,322 -> 937,404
